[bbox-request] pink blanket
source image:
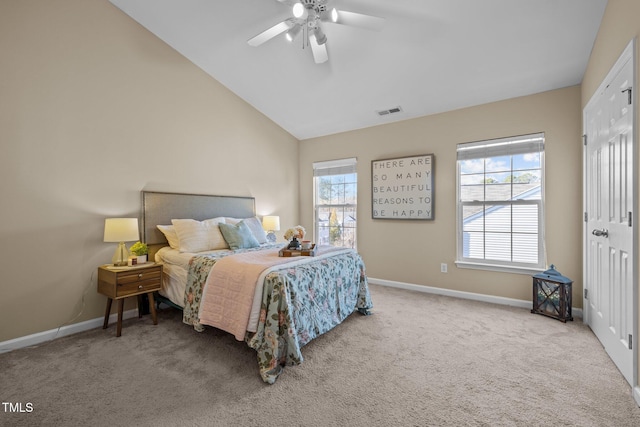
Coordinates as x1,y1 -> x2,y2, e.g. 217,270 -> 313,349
198,246 -> 341,340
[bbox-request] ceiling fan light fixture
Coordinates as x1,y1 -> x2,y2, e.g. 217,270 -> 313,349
285,24 -> 302,42
292,3 -> 307,19
331,8 -> 338,23
313,27 -> 327,45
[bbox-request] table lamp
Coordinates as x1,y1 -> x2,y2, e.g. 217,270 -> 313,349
262,215 -> 280,243
104,218 -> 140,266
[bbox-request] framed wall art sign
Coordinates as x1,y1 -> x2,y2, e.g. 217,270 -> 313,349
371,154 -> 434,220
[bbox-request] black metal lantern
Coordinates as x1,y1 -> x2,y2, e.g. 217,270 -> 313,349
531,264 -> 573,322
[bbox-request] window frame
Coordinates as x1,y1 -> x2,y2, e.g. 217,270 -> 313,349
313,158 -> 358,249
455,133 -> 546,275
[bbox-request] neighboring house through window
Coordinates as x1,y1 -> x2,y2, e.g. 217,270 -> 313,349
456,133 -> 545,273
313,158 -> 357,248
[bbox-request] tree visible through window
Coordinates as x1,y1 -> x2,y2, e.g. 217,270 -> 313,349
456,133 -> 545,271
313,158 -> 357,248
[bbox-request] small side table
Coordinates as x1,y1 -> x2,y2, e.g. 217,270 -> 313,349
97,263 -> 163,336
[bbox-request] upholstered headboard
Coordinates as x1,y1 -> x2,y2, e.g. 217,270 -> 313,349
141,191 -> 256,255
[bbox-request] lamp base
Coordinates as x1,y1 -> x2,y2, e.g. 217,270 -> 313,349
112,242 -> 129,266
266,232 -> 276,243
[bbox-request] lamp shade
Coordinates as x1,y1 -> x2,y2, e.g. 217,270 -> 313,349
262,215 -> 280,231
103,218 -> 139,243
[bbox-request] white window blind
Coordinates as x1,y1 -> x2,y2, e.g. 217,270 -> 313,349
313,158 -> 357,176
456,133 -> 545,273
457,134 -> 544,160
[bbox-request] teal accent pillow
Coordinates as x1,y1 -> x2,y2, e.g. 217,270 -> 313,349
219,220 -> 260,250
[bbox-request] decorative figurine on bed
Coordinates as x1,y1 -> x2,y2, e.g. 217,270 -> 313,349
284,225 -> 306,250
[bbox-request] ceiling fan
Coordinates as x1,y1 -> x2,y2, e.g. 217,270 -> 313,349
248,0 -> 384,64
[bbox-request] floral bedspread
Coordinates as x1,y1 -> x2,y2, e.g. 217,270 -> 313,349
182,245 -> 372,383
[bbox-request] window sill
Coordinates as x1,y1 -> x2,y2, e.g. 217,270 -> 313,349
455,261 -> 545,276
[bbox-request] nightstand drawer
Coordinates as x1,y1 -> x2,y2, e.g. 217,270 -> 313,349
116,268 -> 161,284
98,264 -> 162,299
115,268 -> 161,297
116,277 -> 160,297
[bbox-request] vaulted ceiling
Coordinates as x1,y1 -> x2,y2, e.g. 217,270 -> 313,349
109,0 -> 607,140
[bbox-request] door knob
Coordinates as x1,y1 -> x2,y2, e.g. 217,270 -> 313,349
592,228 -> 609,237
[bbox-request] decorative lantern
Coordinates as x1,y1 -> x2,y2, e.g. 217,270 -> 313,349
531,265 -> 573,322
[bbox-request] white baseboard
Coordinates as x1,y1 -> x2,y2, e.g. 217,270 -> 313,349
634,386 -> 640,407
0,279 -> 587,355
0,309 -> 139,354
368,277 -> 583,319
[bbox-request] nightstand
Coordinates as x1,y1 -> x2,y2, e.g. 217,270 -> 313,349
97,263 -> 162,336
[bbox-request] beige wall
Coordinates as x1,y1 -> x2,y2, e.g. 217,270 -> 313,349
300,86 -> 583,305
581,0 -> 640,390
0,0 -> 299,342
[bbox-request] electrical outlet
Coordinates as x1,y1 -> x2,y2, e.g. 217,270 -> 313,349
441,263 -> 447,273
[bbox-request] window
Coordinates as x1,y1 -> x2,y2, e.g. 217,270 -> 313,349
313,158 -> 357,248
456,133 -> 545,273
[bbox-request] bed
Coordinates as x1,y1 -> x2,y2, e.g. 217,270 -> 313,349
141,191 -> 372,383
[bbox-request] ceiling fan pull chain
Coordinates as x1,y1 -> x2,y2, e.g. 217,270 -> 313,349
302,19 -> 306,49
305,15 -> 309,49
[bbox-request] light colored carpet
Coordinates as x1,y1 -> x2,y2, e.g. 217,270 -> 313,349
1,284 -> 638,426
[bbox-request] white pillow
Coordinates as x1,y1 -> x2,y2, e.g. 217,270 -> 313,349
157,224 -> 180,249
171,217 -> 228,252
225,216 -> 268,244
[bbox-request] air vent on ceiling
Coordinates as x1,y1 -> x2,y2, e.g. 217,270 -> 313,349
376,106 -> 403,116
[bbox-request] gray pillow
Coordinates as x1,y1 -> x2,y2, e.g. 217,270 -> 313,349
218,221 -> 260,250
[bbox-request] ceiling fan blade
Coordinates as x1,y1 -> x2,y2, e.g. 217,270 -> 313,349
328,9 -> 385,31
309,34 -> 328,64
248,20 -> 294,47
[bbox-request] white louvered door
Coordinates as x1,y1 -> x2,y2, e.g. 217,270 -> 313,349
583,41 -> 635,386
